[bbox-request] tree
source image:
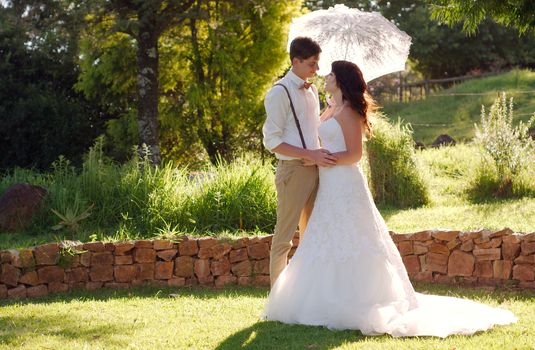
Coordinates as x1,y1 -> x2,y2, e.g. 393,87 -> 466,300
0,1 -> 105,170
430,0 -> 535,35
78,0 -> 301,165
82,0 -> 196,166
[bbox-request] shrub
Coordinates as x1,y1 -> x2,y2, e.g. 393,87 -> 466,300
365,114 -> 431,208
470,93 -> 535,199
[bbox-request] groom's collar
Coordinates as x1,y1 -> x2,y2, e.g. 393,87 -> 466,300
287,69 -> 307,88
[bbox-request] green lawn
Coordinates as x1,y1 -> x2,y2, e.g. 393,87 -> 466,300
0,283 -> 532,349
382,69 -> 535,145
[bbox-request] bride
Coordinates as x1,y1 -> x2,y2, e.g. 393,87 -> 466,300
261,60 -> 517,337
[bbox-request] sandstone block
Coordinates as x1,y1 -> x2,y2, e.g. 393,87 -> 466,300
247,243 -> 269,260
398,241 -> 413,256
66,268 -> 88,283
493,260 -> 513,279
85,281 -> 103,290
157,249 -> 177,261
215,275 -> 237,288
80,252 -> 91,267
7,285 -> 26,299
513,265 -> 535,281
211,258 -> 231,276
253,259 -> 270,275
91,252 -> 113,265
168,277 -> 186,287
134,248 -> 156,263
155,261 -> 174,280
114,242 -> 135,255
48,282 -> 69,293
402,255 -> 420,276
198,247 -> 213,259
502,243 -> 521,260
429,243 -> 449,255
521,242 -> 535,255
194,259 -> 211,278
198,275 -> 215,286
231,260 -> 252,277
229,248 -> 248,263
114,255 -> 133,265
34,243 -> 59,265
1,263 -> 21,286
431,230 -> 460,241
38,266 -> 64,284
460,240 -> 474,252
89,264 -> 113,282
447,250 -> 475,277
27,285 -> 48,298
178,240 -> 199,256
252,275 -> 270,287
104,282 -> 130,289
83,242 -> 106,252
410,230 -> 432,241
174,256 -> 194,277
137,263 -> 155,280
473,248 -> 501,261
153,240 -> 174,250
515,255 -> 535,265
212,243 -> 232,260
474,260 -> 493,278
135,240 -> 153,249
502,234 -> 522,244
197,237 -> 218,249
114,265 -> 138,282
20,271 -> 39,286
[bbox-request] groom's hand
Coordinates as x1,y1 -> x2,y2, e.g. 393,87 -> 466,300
307,149 -> 337,167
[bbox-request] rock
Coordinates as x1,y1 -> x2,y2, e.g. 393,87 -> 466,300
134,248 -> 156,263
212,243 -> 232,260
135,240 -> 153,249
83,242 -> 106,252
237,277 -> 252,286
493,260 -> 513,279
197,247 -> 213,259
460,239 -> 474,252
252,275 -> 270,287
475,238 -> 502,249
521,242 -> 535,255
397,241 -> 413,256
211,258 -> 231,276
229,248 -> 248,263
502,234 -> 522,244
0,183 -> 47,232
413,271 -> 433,282
230,237 -> 249,250
114,255 -> 133,265
431,134 -> 456,147
85,281 -> 103,290
153,240 -> 174,250
114,242 -> 135,255
434,274 -> 455,284
198,275 -> 215,286
89,264 -> 113,282
413,242 -> 428,255
197,237 -> 218,249
178,240 -> 199,256
429,243 -> 449,255
402,255 -> 420,276
91,252 -> 113,265
18,249 -> 35,268
27,285 -> 48,298
448,250 -> 475,277
253,259 -> 270,275
114,265 -> 138,282
20,271 -> 39,286
137,263 -> 154,280
502,243 -> 521,260
34,243 -> 59,265
447,239 -> 461,251
515,255 -> 535,265
231,260 -> 252,277
215,275 -> 237,288
194,259 -> 211,278
174,256 -> 194,277
409,230 -> 432,241
247,243 -> 270,260
513,265 -> 534,281
7,284 -> 27,299
156,249 -> 177,262
473,248 -> 501,261
490,228 -> 514,238
1,263 -> 21,286
431,230 -> 460,241
66,268 -> 88,283
414,141 -> 426,150
0,284 -> 8,299
474,261 -> 493,278
391,233 -> 410,243
48,282 -> 69,293
104,282 -> 130,289
155,261 -> 174,279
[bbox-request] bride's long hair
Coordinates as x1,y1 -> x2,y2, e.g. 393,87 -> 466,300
331,60 -> 377,136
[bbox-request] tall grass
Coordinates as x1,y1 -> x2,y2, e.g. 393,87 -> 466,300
470,93 -> 535,199
0,138 -> 277,245
366,114 -> 431,208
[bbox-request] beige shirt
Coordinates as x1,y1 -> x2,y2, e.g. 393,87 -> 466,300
262,70 -> 321,160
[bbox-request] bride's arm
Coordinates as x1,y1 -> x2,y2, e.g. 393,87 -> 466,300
331,111 -> 363,165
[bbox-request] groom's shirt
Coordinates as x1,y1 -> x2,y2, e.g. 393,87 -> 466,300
263,70 -> 320,160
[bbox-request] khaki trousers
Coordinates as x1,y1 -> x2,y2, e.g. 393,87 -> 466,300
270,159 -> 319,287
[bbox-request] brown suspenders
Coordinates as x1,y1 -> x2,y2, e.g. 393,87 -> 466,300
273,83 -> 307,149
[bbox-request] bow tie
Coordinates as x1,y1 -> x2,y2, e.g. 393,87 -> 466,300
300,81 -> 312,90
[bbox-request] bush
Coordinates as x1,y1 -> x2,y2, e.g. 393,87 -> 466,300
365,114 -> 431,208
470,93 -> 535,199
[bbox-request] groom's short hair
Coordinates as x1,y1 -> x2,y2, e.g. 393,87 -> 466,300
290,37 -> 321,61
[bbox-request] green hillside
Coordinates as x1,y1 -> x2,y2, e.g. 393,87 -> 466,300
382,69 -> 535,145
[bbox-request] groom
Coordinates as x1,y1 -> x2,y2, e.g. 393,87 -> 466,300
263,37 -> 337,287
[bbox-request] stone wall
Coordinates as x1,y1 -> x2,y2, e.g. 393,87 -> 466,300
1,228 -> 534,300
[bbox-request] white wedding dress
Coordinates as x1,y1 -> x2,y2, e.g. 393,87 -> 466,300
262,117 -> 517,337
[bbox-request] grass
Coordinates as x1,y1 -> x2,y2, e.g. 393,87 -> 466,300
382,69 -> 535,145
0,283 -> 533,349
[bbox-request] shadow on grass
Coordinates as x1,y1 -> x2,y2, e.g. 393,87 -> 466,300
0,311 -> 129,347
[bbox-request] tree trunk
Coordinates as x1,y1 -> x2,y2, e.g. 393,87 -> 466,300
136,17 -> 161,166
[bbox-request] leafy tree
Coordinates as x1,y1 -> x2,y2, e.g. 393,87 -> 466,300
431,0 -> 535,35
0,1 -> 104,170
